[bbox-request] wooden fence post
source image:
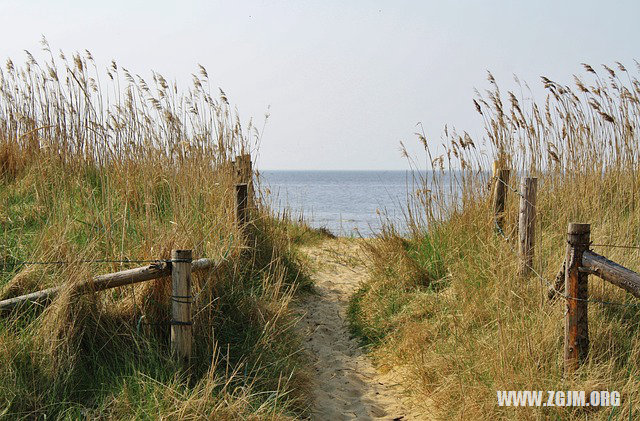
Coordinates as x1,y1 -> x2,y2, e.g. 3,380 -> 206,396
241,154 -> 252,185
492,162 -> 510,234
234,154 -> 252,183
235,183 -> 249,228
564,223 -> 590,374
234,154 -> 254,207
171,249 -> 192,368
518,177 -> 538,277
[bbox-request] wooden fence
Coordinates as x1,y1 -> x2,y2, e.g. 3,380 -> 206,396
559,223 -> 640,373
0,155 -> 254,369
492,162 -> 640,374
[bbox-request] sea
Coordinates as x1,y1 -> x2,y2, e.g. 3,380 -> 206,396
259,170 -> 426,237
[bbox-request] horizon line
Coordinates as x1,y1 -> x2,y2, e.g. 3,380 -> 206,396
259,168 -> 423,172
258,168 -> 466,172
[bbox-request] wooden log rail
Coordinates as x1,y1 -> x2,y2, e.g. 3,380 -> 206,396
560,222 -> 640,374
548,250 -> 640,301
582,250 -> 640,298
0,257 -> 220,314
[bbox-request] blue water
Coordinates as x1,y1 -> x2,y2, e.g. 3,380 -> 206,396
259,170 -> 418,237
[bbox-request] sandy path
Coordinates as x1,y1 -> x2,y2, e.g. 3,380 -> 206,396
296,238 -> 428,421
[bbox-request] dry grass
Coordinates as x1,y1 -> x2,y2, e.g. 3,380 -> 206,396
350,62 -> 640,419
0,41 -> 311,420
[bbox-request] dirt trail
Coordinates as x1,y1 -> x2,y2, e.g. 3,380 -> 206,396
296,238 -> 428,421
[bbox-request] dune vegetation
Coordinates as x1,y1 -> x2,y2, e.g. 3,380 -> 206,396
349,62 -> 640,419
5,37 -> 640,421
0,41 -> 313,420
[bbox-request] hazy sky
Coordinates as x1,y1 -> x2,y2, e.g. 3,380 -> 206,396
0,1 -> 638,170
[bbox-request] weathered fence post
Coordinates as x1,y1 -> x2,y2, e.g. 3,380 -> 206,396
492,161 -> 510,234
235,183 -> 249,228
518,177 -> 538,277
564,223 -> 590,374
171,249 -> 192,368
234,153 -> 253,201
237,154 -> 252,184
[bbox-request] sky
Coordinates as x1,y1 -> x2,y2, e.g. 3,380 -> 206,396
0,0 -> 638,170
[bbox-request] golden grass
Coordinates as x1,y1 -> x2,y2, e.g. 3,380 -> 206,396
351,62 -> 640,419
0,41 -> 311,419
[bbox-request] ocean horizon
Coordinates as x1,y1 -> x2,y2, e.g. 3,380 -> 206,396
259,170 -> 448,237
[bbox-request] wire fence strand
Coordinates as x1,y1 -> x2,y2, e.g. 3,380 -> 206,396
0,234 -> 236,272
0,258 -> 169,269
591,244 -> 640,250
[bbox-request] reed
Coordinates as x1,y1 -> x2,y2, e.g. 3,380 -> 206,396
0,41 -> 310,419
351,62 -> 640,419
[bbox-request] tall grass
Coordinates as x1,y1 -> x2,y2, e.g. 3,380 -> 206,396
0,40 -> 310,419
350,62 -> 640,419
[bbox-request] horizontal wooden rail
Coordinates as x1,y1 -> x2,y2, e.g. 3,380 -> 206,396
0,258 -> 220,314
582,250 -> 640,299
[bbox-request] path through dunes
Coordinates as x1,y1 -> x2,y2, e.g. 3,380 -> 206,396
296,238 -> 428,420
